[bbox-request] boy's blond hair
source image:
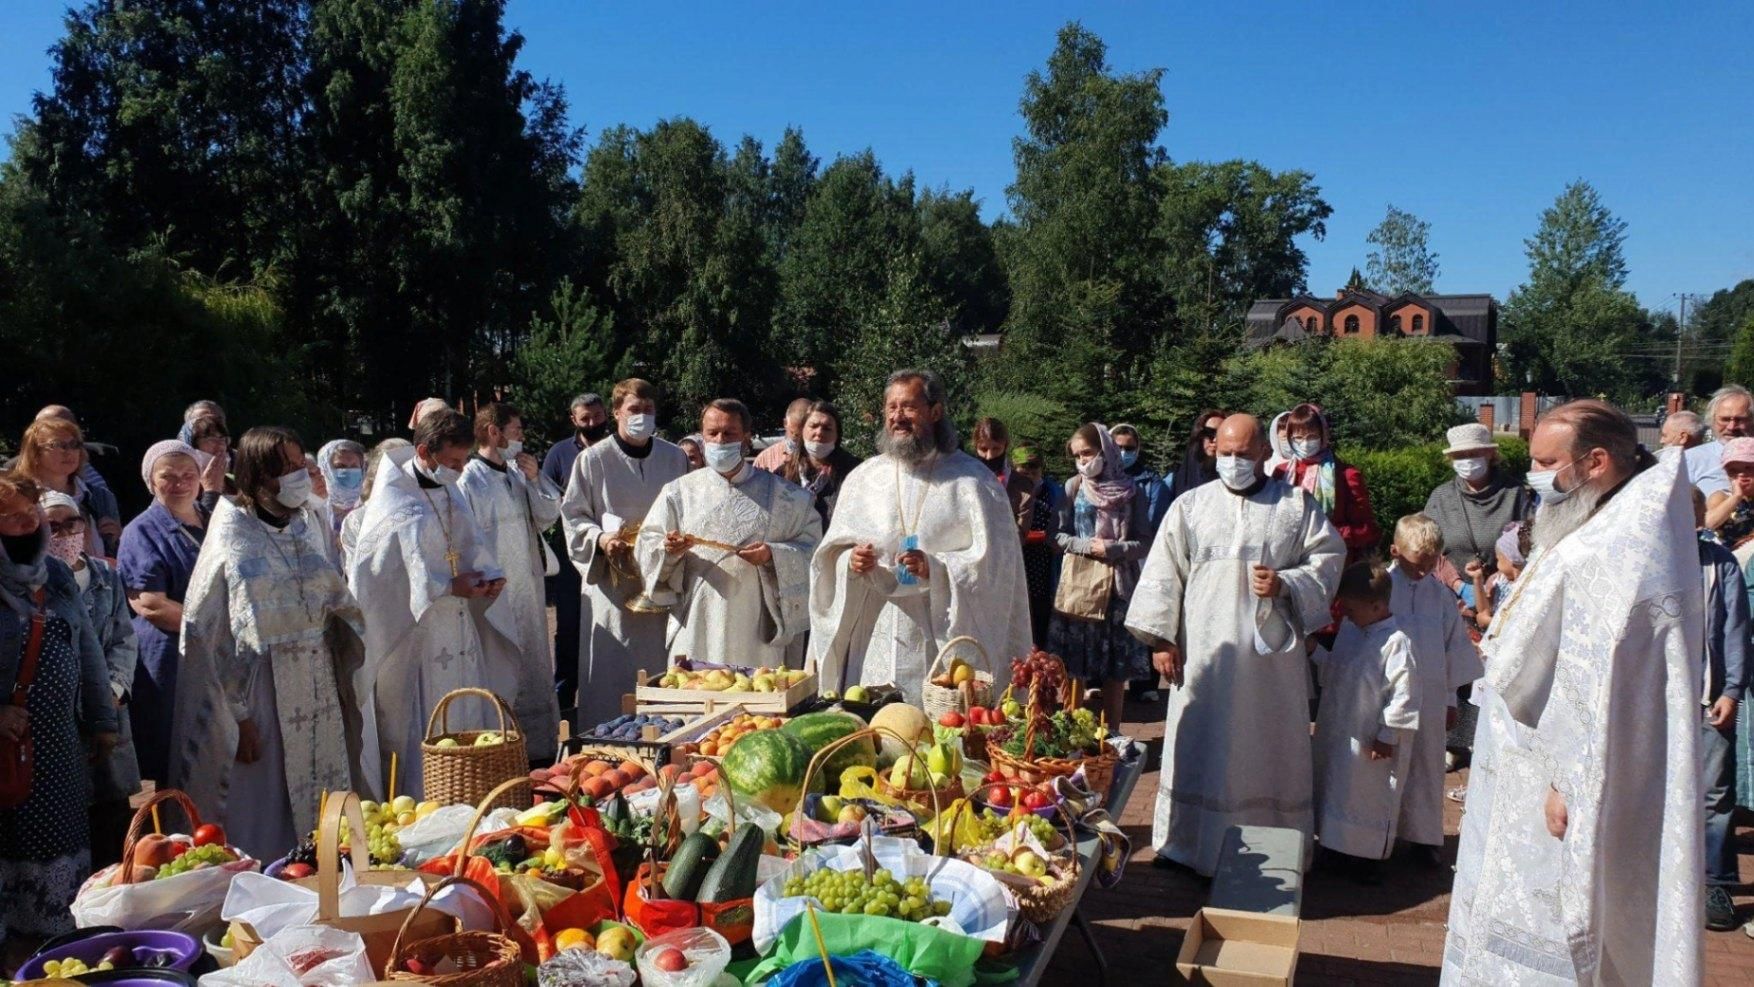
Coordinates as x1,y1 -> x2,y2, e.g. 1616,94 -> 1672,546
1392,513 -> 1444,559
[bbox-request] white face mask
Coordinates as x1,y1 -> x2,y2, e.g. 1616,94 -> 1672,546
1290,437 -> 1323,460
275,469 -> 313,509
1452,456 -> 1490,483
1076,457 -> 1104,479
804,440 -> 835,460
624,413 -> 656,440
502,439 -> 523,460
704,441 -> 743,473
1527,458 -> 1579,505
420,459 -> 461,487
1216,455 -> 1259,491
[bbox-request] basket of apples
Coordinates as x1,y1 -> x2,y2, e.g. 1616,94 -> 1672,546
70,789 -> 259,933
950,783 -> 1080,925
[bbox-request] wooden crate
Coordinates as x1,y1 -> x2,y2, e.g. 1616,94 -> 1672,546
559,706 -> 733,767
631,663 -> 816,715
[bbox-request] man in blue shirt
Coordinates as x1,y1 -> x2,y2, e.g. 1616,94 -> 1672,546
541,393 -> 609,715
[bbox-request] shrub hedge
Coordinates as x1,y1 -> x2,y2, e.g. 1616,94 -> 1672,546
1340,434 -> 1529,551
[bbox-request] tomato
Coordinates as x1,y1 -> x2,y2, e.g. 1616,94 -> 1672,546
193,823 -> 227,847
168,841 -> 190,859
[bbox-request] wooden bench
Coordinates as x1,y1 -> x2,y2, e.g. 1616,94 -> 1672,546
1207,824 -> 1306,917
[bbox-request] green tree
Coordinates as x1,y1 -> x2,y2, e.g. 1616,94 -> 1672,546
1364,204 -> 1439,296
1725,315 -> 1754,391
918,186 -> 1009,333
763,127 -> 818,267
509,278 -> 616,444
836,255 -> 969,456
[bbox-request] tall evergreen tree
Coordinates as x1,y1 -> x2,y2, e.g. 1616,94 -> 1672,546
1364,204 -> 1439,295
917,187 -> 1009,333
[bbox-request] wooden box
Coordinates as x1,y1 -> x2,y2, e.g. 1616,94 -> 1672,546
1175,907 -> 1300,986
631,663 -> 815,715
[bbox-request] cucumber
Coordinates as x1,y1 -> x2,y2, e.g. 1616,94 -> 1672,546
661,831 -> 720,900
695,822 -> 763,903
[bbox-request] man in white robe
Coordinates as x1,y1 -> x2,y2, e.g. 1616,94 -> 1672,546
1125,413 -> 1344,876
560,379 -> 690,729
638,399 -> 821,667
459,403 -> 564,761
171,429 -> 376,859
809,369 -> 1031,703
350,410 -> 516,795
1443,400 -> 1702,986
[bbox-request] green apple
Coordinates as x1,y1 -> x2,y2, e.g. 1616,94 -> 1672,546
844,685 -> 869,703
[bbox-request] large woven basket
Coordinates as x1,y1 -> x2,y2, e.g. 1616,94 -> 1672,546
387,874 -> 522,986
950,782 -> 1081,925
920,636 -> 993,722
421,688 -> 529,812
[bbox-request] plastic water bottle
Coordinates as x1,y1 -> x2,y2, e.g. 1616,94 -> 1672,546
894,533 -> 920,586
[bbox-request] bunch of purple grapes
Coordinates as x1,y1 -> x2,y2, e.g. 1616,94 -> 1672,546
1010,650 -> 1067,709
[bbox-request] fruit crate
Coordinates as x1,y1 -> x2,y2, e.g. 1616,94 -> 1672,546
630,658 -> 817,715
559,707 -> 732,768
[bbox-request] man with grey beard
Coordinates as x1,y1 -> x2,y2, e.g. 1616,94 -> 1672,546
1444,399 -> 1702,986
807,369 -> 1031,704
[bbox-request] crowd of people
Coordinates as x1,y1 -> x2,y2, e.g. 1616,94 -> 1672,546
0,374 -> 1748,983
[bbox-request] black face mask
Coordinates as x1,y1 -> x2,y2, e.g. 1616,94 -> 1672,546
980,454 -> 1006,475
578,421 -> 610,443
1,529 -> 43,565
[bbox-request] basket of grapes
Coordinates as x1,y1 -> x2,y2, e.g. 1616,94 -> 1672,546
985,653 -> 1119,796
70,789 -> 260,933
945,784 -> 1080,925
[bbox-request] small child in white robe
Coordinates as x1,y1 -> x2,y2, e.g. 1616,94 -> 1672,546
1387,513 -> 1484,867
1312,562 -> 1420,878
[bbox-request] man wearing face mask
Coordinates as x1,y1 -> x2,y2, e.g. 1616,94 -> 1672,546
1444,400 -> 1701,986
753,398 -> 816,474
349,409 -> 513,795
972,417 -> 1034,538
637,399 -> 821,668
1125,413 -> 1345,876
460,403 -> 564,762
541,392 -> 608,714
560,379 -> 689,730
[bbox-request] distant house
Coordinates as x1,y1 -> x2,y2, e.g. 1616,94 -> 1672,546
1243,287 -> 1498,395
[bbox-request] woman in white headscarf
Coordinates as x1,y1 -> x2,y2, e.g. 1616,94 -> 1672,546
339,439 -> 410,572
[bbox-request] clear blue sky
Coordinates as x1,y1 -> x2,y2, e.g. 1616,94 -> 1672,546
3,1 -> 1750,312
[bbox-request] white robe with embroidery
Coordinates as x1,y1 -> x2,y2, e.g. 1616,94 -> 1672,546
560,438 -> 690,729
1312,616 -> 1419,861
170,499 -> 376,860
636,465 -> 821,668
459,456 -> 564,760
1442,459 -> 1702,986
1125,478 -> 1344,876
1388,564 -> 1483,847
808,450 -> 1030,704
349,450 -> 517,798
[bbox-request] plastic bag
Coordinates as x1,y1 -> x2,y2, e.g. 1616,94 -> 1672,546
765,949 -> 917,987
744,911 -> 988,987
220,866 -> 497,944
72,844 -> 260,932
626,781 -> 700,834
703,787 -> 778,836
537,948 -> 636,987
397,804 -> 519,864
198,925 -> 373,986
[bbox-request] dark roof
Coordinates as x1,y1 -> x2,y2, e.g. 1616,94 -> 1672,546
1244,290 -> 1496,347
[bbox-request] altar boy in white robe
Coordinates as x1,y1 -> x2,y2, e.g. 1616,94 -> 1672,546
1311,562 -> 1419,882
1385,513 -> 1482,867
1125,413 -> 1345,876
638,399 -> 821,667
809,369 -> 1031,703
459,402 -> 564,761
349,409 -> 515,794
561,379 -> 690,730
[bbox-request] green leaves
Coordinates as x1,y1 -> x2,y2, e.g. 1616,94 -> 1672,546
1364,205 -> 1439,296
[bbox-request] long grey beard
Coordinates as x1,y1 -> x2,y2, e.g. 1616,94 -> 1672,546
1532,483 -> 1608,555
875,428 -> 935,467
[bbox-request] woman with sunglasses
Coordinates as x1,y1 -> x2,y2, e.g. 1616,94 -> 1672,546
14,418 -> 121,558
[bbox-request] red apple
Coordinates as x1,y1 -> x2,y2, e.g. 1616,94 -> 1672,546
280,862 -> 315,880
938,711 -> 965,728
654,947 -> 688,972
987,786 -> 1013,808
1021,791 -> 1052,811
969,707 -> 988,726
193,823 -> 227,847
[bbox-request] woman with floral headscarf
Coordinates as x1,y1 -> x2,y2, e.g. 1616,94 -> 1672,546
1048,423 -> 1152,728
1272,403 -> 1380,566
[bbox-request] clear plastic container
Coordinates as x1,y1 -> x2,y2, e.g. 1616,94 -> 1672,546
632,927 -> 731,987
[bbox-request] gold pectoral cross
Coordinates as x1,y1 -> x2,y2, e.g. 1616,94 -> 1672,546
445,549 -> 461,578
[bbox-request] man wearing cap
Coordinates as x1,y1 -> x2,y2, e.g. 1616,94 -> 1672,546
1423,423 -> 1535,579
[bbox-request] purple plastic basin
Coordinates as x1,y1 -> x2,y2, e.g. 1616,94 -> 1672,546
18,930 -> 201,979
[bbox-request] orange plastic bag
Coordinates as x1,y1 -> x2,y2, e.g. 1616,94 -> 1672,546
622,861 -> 755,945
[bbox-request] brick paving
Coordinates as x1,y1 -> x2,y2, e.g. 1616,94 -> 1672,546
1041,695 -> 1754,986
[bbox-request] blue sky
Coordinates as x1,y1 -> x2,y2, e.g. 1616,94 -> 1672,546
3,1 -> 1750,311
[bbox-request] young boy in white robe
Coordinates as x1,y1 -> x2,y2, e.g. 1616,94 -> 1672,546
1386,513 -> 1483,867
1312,562 -> 1419,881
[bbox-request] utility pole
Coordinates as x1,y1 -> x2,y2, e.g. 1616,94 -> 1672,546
1673,292 -> 1702,386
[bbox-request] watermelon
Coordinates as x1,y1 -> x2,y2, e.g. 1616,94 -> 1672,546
781,712 -> 875,790
720,729 -> 812,814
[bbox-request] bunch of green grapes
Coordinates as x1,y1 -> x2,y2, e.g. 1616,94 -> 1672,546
1062,708 -> 1102,751
333,820 -> 403,866
975,809 -> 1056,846
155,844 -> 237,879
781,867 -> 953,922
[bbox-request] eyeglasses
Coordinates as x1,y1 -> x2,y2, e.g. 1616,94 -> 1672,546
1198,428 -> 1218,440
48,518 -> 88,536
40,439 -> 84,453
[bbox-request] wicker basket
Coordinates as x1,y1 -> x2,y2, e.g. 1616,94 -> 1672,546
920,636 -> 993,722
788,726 -> 945,851
421,688 -> 529,812
949,782 -> 1080,925
985,718 -> 1119,797
387,875 -> 522,986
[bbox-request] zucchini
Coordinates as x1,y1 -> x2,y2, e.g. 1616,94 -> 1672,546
695,822 -> 763,903
661,831 -> 720,900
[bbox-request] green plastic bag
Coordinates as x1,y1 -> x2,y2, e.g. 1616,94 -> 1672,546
743,911 -> 987,987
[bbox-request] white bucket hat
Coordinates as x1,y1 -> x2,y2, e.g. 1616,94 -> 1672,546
1443,423 -> 1497,456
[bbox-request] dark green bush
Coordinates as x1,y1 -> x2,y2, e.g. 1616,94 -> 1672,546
1341,434 -> 1528,550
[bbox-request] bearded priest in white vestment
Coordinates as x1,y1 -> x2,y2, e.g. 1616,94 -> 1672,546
1443,400 -> 1702,987
1125,413 -> 1344,876
810,370 -> 1031,703
561,379 -> 690,729
459,402 -> 564,761
349,410 -> 517,795
637,399 -> 821,667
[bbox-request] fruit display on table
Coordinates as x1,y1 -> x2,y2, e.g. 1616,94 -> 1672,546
867,703 -> 933,764
687,712 -> 786,758
653,664 -> 810,694
582,712 -> 687,742
156,842 -> 240,879
779,866 -> 952,921
284,796 -> 435,872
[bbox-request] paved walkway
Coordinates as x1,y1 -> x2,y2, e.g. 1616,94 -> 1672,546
1042,696 -> 1754,986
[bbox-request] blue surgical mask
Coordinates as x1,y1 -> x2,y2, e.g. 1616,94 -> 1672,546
704,441 -> 743,473
332,468 -> 363,492
1118,449 -> 1139,470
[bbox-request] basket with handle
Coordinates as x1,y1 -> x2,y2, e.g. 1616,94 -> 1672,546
422,688 -> 529,811
229,791 -> 447,975
386,874 -> 523,986
787,726 -> 944,851
920,635 -> 993,722
986,669 -> 1119,797
943,781 -> 1080,925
